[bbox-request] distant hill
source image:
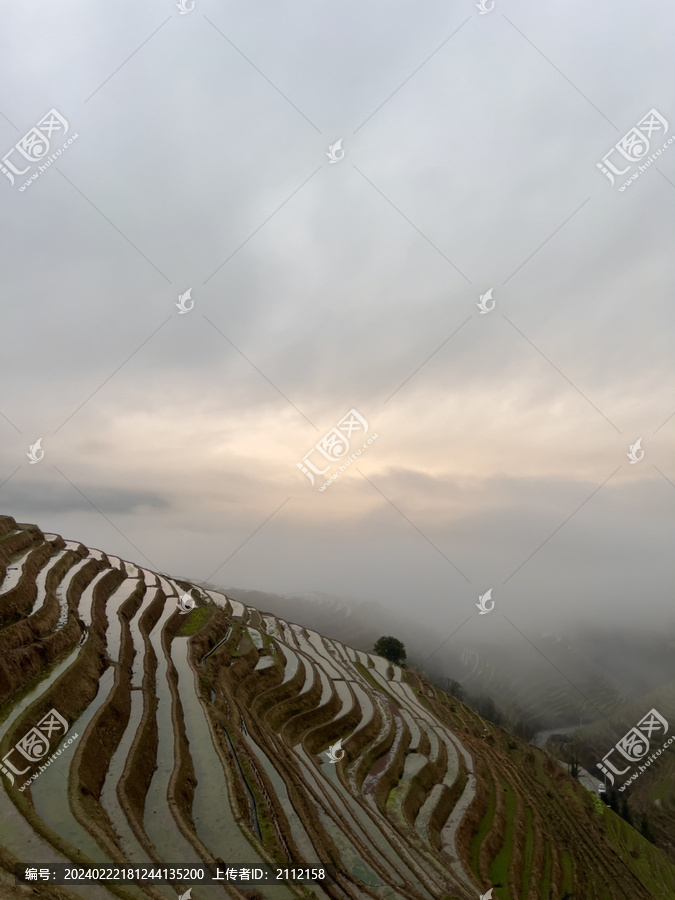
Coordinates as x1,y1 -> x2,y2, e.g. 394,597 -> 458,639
551,681 -> 675,861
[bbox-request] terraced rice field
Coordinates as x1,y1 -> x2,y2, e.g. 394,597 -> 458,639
2,516 -> 675,899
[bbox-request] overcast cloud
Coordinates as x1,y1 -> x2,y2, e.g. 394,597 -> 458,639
1,0 -> 673,669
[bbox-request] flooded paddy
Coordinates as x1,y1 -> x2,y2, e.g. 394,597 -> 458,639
173,639 -> 295,900
241,732 -> 324,868
0,518 -> 480,900
399,710 -> 421,750
130,586 -> 161,687
334,680 -> 354,718
99,690 -> 145,854
296,747 -> 414,893
306,632 -> 342,680
228,598 -> 245,618
279,645 -> 300,684
247,626 -> 265,650
254,656 -> 276,671
29,668 -> 120,867
105,577 -> 143,662
143,604 -> 199,866
56,557 -> 91,629
348,684 -> 373,732
262,615 -> 283,640
0,645 -> 115,900
141,569 -> 157,587
29,549 -> 68,615
0,544 -> 39,594
0,644 -> 81,734
78,569 -> 114,627
207,589 -> 231,612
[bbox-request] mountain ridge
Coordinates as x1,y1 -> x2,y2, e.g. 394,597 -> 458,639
1,515 -> 674,899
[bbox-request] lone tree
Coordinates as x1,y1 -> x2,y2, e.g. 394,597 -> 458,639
567,743 -> 581,779
373,636 -> 406,666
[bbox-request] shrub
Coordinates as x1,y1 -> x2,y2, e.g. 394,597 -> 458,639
373,635 -> 406,666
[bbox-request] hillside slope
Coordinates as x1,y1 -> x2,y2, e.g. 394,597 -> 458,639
552,682 -> 675,861
1,515 -> 674,899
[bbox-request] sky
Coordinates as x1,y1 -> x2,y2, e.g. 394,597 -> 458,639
1,0 -> 674,667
